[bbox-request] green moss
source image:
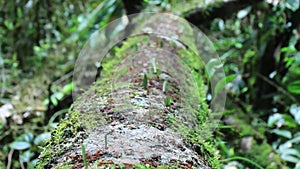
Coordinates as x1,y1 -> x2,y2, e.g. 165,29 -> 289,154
94,78 -> 112,96
36,111 -> 85,168
134,163 -> 195,169
182,129 -> 220,169
174,46 -> 220,167
80,160 -> 199,169
100,36 -> 146,78
51,158 -> 206,169
52,163 -> 73,169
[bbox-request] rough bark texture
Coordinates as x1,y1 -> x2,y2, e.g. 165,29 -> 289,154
36,13 -> 218,169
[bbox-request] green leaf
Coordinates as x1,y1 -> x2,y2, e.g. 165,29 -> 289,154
267,113 -> 284,127
17,7 -> 23,18
281,46 -> 297,53
50,95 -> 58,106
81,144 -> 88,168
228,147 -> 235,157
143,74 -> 147,89
20,150 -> 34,163
287,134 -> 300,144
290,104 -> 300,124
280,148 -> 300,158
214,74 -> 236,97
218,19 -> 225,31
16,133 -> 34,143
282,114 -> 297,128
285,0 -> 300,11
55,92 -> 64,100
9,141 -> 31,150
4,20 -> 13,30
281,154 -> 299,163
34,133 -> 51,145
27,159 -> 38,169
148,67 -> 153,77
23,133 -> 34,143
237,6 -> 252,19
62,82 -> 73,94
234,43 -> 243,48
271,129 -> 292,139
134,44 -> 139,51
287,80 -> 300,94
165,97 -> 171,106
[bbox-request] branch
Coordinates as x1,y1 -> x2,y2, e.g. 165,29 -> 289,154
184,0 -> 263,26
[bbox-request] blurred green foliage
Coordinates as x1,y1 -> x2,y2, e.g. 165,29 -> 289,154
208,0 -> 300,168
0,0 -> 124,168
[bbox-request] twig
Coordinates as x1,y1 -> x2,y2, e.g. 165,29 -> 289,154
19,158 -> 25,169
258,73 -> 299,104
6,149 -> 14,169
220,156 -> 264,169
52,71 -> 73,86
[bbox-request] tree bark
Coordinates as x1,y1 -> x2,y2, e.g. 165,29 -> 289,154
36,13 -> 217,169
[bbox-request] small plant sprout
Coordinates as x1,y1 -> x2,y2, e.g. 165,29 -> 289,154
148,67 -> 153,77
143,36 -> 149,42
81,144 -> 88,169
165,97 -> 171,106
150,58 -> 157,73
134,43 -> 139,51
159,39 -> 164,48
157,67 -> 161,76
143,73 -> 148,89
163,80 -> 167,92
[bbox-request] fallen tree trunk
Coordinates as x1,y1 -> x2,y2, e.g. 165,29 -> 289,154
36,12 -> 220,169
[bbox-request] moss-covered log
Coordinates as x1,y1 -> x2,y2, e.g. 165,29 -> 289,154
36,13 -> 219,169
